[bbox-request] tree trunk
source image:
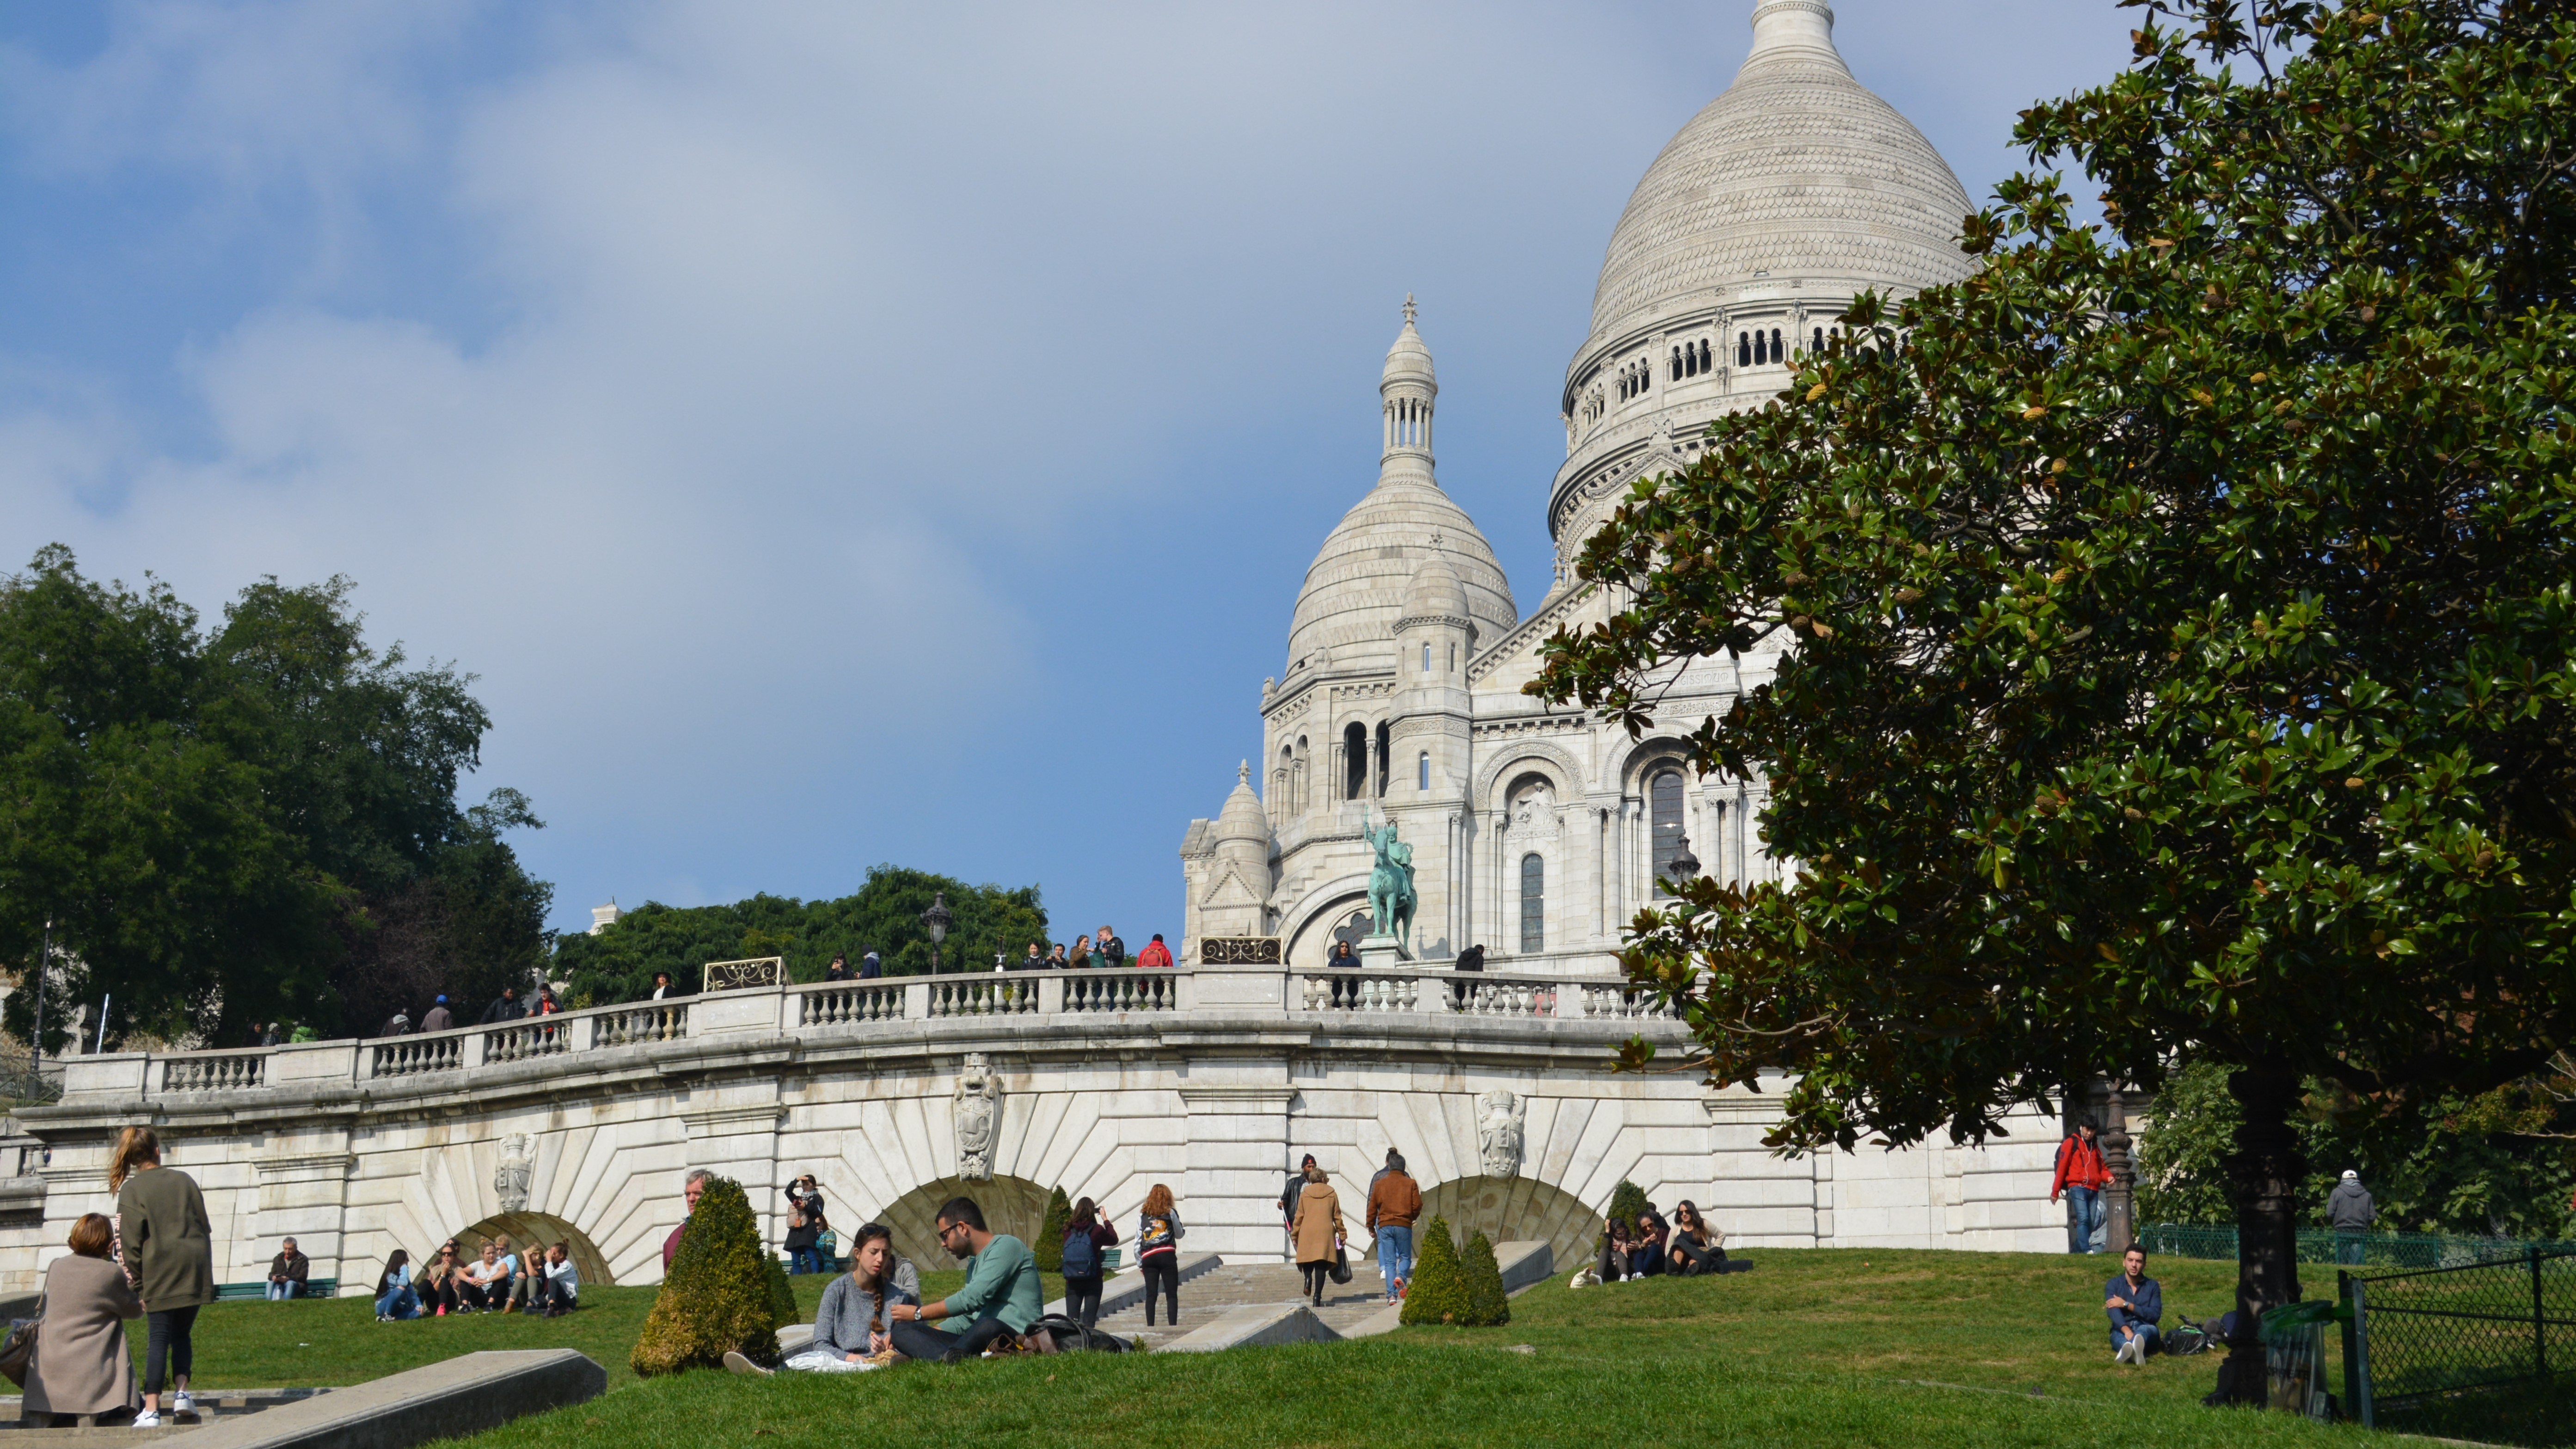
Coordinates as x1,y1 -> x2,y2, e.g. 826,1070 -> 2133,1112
2214,1063 -> 2305,1406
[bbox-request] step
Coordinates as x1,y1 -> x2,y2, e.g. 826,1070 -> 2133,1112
1087,1260 -> 1403,1350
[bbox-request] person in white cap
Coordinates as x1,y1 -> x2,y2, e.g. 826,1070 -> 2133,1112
2326,1169 -> 2375,1265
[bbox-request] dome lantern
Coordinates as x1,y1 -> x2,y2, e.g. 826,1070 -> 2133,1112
1380,295 -> 1437,484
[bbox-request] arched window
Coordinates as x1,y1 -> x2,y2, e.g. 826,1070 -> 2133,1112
1343,722 -> 1367,801
1752,331 -> 1765,366
1447,642 -> 1457,672
1294,735 -> 1308,807
1737,332 -> 1751,367
1650,767 -> 1687,896
1813,327 -> 1825,355
1374,721 -> 1392,797
1417,752 -> 1430,792
1422,642 -> 1432,672
1519,853 -> 1545,952
1770,328 -> 1783,362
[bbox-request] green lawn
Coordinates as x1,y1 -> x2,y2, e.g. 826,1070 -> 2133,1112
150,1252 -> 2395,1448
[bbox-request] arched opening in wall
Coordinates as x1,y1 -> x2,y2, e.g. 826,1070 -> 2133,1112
1374,722 -> 1392,798
1519,853 -> 1545,952
1416,1175 -> 1601,1283
1287,899 -> 1374,967
1650,766 -> 1687,897
871,1176 -> 1053,1271
1418,752 -> 1430,792
1343,723 -> 1367,800
452,1213 -> 614,1289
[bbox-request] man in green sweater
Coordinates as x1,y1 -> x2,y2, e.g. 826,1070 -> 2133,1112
886,1197 -> 1042,1362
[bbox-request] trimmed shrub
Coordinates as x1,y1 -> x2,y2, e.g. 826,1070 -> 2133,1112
1398,1216 -> 1473,1326
1462,1230 -> 1510,1326
1598,1178 -> 1650,1259
1035,1185 -> 1072,1273
631,1177 -> 788,1376
763,1246 -> 796,1326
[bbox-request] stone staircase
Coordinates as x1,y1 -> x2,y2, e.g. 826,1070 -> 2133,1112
1092,1259 -> 1399,1351
0,1388 -> 337,1440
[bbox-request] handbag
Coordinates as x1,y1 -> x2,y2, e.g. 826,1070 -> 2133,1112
1329,1242 -> 1352,1285
0,1297 -> 42,1388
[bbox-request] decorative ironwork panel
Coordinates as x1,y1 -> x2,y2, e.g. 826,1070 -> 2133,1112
703,956 -> 785,992
1198,936 -> 1282,965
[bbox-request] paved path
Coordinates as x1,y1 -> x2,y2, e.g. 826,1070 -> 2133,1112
1092,1260 -> 1400,1350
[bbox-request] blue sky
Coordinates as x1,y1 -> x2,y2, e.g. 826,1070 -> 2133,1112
0,1 -> 2136,947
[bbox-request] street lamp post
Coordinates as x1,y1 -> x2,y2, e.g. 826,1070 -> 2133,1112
920,892 -> 952,976
1668,833 -> 1701,884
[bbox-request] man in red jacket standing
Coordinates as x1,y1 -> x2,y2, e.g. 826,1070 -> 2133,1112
2051,1121 -> 2110,1254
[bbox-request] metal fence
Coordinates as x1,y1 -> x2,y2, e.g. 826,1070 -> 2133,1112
2143,1221 -> 2576,1272
2342,1245 -> 2576,1447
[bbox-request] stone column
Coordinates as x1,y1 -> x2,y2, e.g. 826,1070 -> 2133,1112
253,1138 -> 356,1290
1176,1075 -> 1296,1261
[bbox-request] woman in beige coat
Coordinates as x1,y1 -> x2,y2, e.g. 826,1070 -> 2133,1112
1289,1165 -> 1345,1308
24,1213 -> 143,1425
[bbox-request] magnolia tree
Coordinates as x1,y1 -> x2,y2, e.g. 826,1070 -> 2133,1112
1533,0 -> 2573,1403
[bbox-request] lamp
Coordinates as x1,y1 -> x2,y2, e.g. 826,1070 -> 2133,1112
1668,833 -> 1701,882
920,892 -> 952,976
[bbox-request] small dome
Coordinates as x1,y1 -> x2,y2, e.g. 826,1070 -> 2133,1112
1400,551 -> 1469,625
1287,482 -> 1515,674
1214,763 -> 1271,845
1582,0 -> 1974,349
1382,297 -> 1435,389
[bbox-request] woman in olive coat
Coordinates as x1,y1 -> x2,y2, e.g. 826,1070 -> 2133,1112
110,1127 -> 213,1427
23,1213 -> 143,1424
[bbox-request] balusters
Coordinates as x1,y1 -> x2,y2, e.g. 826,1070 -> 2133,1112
160,1053 -> 265,1093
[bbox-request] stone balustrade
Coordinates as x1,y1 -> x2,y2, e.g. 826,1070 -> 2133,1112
59,964 -> 1644,1102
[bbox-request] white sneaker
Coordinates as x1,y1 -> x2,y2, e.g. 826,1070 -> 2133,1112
722,1351 -> 773,1377
132,1411 -> 161,1428
174,1391 -> 195,1414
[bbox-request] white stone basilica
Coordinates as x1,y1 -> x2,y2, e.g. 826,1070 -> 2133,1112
1182,0 -> 1976,971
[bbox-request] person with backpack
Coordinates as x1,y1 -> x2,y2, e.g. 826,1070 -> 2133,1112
1137,1184 -> 1185,1329
1058,1197 -> 1120,1328
2051,1120 -> 2111,1254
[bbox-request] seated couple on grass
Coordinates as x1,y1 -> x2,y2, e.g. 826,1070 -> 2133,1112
731,1196 -> 1046,1374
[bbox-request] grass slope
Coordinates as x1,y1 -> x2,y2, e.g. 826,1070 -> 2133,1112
428,1250 -> 2364,1449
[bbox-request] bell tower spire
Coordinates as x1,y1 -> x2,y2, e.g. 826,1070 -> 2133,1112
1379,295 -> 1438,486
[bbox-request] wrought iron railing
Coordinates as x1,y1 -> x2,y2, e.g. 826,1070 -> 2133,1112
2144,1222 -> 2576,1272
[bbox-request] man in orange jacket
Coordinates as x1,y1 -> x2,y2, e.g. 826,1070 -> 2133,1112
1365,1150 -> 1423,1305
2051,1121 -> 2111,1254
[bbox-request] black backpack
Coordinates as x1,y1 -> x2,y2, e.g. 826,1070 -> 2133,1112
1032,1313 -> 1128,1353
1061,1228 -> 1098,1279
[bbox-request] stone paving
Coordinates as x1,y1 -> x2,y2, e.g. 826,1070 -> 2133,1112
1093,1260 -> 1402,1351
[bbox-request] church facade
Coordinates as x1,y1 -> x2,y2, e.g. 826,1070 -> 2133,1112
1182,0 -> 1976,973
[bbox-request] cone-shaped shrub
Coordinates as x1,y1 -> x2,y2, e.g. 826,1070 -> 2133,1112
1598,1178 -> 1649,1260
1398,1216 -> 1473,1326
763,1246 -> 797,1326
1034,1185 -> 1072,1272
631,1177 -> 788,1376
1462,1230 -> 1510,1326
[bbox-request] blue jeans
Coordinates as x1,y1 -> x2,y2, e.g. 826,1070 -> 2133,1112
2110,1323 -> 2162,1357
1375,1226 -> 1413,1290
376,1285 -> 419,1320
788,1246 -> 826,1275
267,1281 -> 301,1301
2065,1186 -> 2104,1253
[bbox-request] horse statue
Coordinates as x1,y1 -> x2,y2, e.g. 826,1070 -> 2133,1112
1364,810 -> 1419,959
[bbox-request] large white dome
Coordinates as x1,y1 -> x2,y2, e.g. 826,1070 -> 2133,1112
1584,0 -> 1974,350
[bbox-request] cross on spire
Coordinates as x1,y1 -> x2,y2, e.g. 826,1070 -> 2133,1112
1238,760 -> 1250,785
1403,293 -> 1417,325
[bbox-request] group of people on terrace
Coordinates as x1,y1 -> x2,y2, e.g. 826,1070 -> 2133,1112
1002,927 -> 1174,972
375,984 -> 562,1039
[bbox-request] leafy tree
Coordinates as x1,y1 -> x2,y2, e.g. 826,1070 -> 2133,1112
552,865 -> 1049,1004
1532,0 -> 2576,1402
1396,1216 -> 1472,1327
632,1176 -> 785,1375
1461,1230 -> 1511,1326
1035,1185 -> 1072,1273
0,548 -> 548,1045
2138,1058 -> 2576,1237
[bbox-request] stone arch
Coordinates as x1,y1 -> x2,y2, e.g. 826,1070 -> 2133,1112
1417,1175 -> 1599,1279
1602,733 -> 1701,795
452,1211 -> 615,1289
1280,879 -> 1373,968
1470,740 -> 1585,811
871,1175 -> 1052,1270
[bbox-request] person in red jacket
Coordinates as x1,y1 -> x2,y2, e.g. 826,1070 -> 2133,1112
2051,1122 -> 2111,1254
1135,934 -> 1175,970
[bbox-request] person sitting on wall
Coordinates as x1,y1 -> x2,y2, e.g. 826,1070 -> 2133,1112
2106,1244 -> 2164,1365
885,1197 -> 1044,1361
265,1238 -> 309,1301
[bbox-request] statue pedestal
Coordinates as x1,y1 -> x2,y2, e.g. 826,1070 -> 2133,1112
1358,934 -> 1406,972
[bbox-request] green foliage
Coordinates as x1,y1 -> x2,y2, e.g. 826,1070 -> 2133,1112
1461,1230 -> 1510,1326
1397,1216 -> 1473,1327
1034,1185 -> 1071,1273
2137,1058 -> 2576,1238
552,865 -> 1049,1004
632,1177 -> 785,1377
1599,1179 -> 1650,1256
0,547 -> 550,1045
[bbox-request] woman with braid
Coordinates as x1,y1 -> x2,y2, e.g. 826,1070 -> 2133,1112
729,1222 -> 918,1374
